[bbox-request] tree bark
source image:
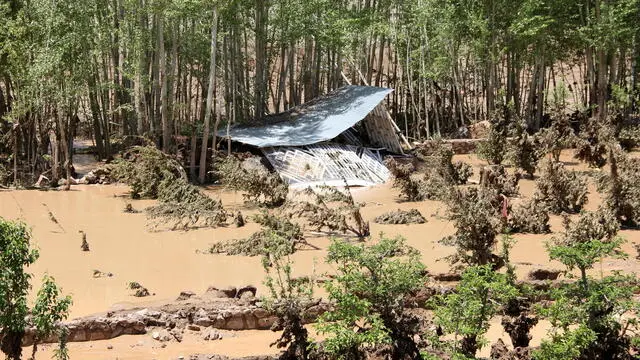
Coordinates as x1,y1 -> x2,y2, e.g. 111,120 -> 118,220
199,8 -> 218,184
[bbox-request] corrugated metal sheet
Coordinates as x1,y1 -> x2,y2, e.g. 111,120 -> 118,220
262,144 -> 389,187
223,85 -> 393,148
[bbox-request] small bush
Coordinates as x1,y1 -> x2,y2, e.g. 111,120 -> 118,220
477,108 -> 510,165
535,208 -> 637,360
430,265 -> 518,358
479,164 -> 521,197
374,209 -> 426,225
440,187 -> 504,268
508,199 -> 550,234
535,113 -> 575,162
261,232 -> 314,360
416,140 -> 473,185
574,117 -> 611,168
508,120 -> 541,177
597,150 -> 640,227
533,158 -> 588,214
316,236 -> 426,359
216,156 -> 288,207
384,157 -> 426,201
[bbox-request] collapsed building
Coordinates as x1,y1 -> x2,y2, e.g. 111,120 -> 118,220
222,85 -> 409,187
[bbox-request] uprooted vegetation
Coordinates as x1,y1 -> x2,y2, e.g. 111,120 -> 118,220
385,140 -> 472,202
109,145 -> 226,229
286,186 -> 369,239
216,155 -> 288,207
374,209 -> 426,225
532,158 -> 588,214
109,146 -> 186,199
207,211 -> 310,256
145,177 -> 227,230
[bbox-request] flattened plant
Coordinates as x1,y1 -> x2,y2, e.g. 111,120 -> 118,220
216,155 -> 288,207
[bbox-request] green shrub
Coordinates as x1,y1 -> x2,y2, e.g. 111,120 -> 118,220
534,208 -> 637,360
316,236 -> 426,359
430,265 -> 518,358
1,218 -> 72,360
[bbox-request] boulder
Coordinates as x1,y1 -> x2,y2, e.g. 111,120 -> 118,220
236,285 -> 256,299
176,291 -> 196,301
202,328 -> 222,341
206,286 -> 236,298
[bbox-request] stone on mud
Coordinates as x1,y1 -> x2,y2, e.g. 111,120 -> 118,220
527,268 -> 561,281
176,291 -> 196,301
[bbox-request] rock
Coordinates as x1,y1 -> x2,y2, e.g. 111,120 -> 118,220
151,329 -> 172,342
224,313 -> 245,330
107,345 -> 113,350
202,328 -> 222,341
170,328 -> 183,342
187,324 -> 201,331
236,285 -> 256,299
528,269 -> 561,281
206,286 -> 236,298
176,291 -> 196,301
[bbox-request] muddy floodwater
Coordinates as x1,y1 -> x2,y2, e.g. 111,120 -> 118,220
1,151 -> 639,359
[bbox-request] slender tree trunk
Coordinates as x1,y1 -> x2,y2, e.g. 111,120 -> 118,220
198,8 -> 218,184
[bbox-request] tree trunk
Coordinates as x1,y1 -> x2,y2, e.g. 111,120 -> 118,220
254,0 -> 267,120
198,8 -> 218,184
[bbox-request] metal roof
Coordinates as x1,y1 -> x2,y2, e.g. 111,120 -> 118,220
221,85 -> 393,148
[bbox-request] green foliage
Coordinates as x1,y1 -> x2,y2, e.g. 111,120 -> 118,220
477,108 -> 509,165
261,232 -> 314,360
548,208 -> 622,278
146,177 -> 227,230
110,146 -> 186,199
0,218 -> 71,360
535,207 -> 638,359
216,156 -> 288,207
533,158 -> 588,214
316,236 -> 426,359
208,211 -> 305,257
430,265 -> 518,358
440,188 -> 503,268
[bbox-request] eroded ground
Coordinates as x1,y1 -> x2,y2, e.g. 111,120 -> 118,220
1,150 -> 638,359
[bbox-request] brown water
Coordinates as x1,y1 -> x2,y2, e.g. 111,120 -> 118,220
2,150 -> 638,358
